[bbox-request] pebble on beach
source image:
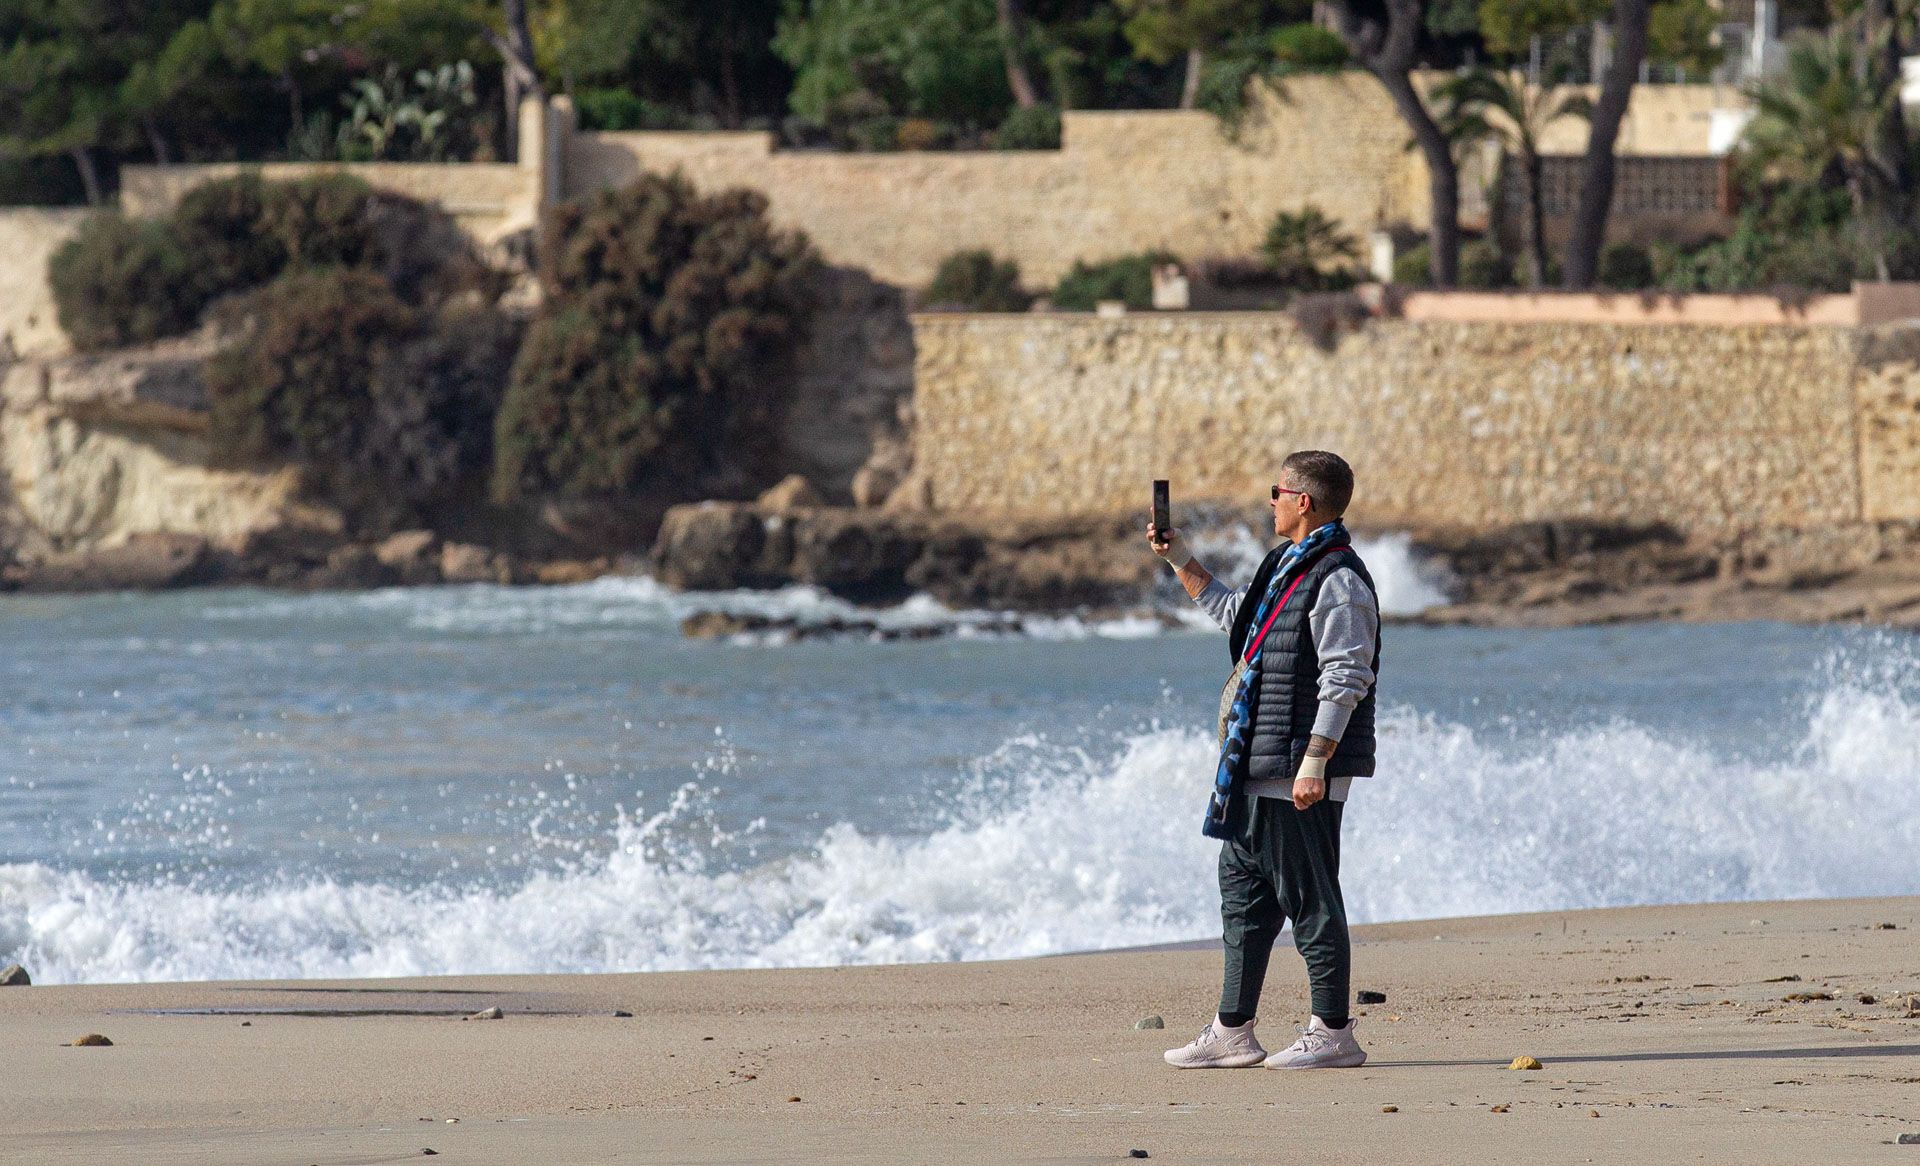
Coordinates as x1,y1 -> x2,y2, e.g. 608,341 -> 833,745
1357,990 -> 1387,1005
0,963 -> 29,986
1507,1056 -> 1543,1070
463,1006 -> 503,1021
1381,1105 -> 1399,1113
1135,1015 -> 1164,1030
1897,1132 -> 1920,1144
68,1033 -> 112,1046
1129,1151 -> 1151,1159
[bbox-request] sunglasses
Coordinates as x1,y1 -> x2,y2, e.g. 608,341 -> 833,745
1271,485 -> 1310,503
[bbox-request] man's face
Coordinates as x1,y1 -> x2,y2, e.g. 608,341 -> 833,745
1269,473 -> 1313,537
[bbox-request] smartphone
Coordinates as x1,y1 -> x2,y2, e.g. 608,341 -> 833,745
1152,479 -> 1171,538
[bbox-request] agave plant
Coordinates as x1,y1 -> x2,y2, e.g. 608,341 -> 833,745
1434,68 -> 1590,289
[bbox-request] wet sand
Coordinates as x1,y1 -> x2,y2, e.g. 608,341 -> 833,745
3,896 -> 1917,1164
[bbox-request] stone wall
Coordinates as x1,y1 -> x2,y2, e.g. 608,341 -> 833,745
0,208 -> 88,360
566,77 -> 1744,288
120,160 -> 542,245
911,311 -> 1920,533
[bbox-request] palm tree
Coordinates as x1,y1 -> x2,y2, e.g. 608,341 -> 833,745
1741,27 -> 1903,280
1434,68 -> 1590,289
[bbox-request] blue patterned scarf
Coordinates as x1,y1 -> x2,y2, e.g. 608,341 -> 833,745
1202,519 -> 1348,838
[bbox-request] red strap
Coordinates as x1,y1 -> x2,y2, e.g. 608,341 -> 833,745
1242,549 -> 1341,664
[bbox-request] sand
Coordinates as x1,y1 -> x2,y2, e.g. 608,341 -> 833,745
3,896 -> 1917,1164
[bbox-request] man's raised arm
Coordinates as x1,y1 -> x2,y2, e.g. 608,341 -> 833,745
1148,523 -> 1244,632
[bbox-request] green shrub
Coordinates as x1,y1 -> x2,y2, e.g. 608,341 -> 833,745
1270,24 -> 1350,69
171,174 -> 289,303
1052,250 -> 1178,311
1598,241 -> 1656,289
995,104 -> 1061,150
1392,242 -> 1431,286
1458,240 -> 1513,289
49,173 -> 485,351
48,214 -> 200,351
925,250 -> 1030,311
1262,205 -> 1360,289
577,88 -> 656,131
492,172 -> 819,503
206,268 -> 516,522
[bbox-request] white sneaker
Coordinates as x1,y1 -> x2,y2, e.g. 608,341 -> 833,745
1163,1017 -> 1268,1069
1264,1016 -> 1367,1069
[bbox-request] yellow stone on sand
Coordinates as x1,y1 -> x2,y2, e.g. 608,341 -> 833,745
1507,1055 -> 1543,1070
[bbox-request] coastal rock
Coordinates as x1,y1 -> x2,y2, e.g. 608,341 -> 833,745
651,503 -> 774,591
463,1006 -> 503,1021
1135,1015 -> 1165,1030
0,963 -> 28,986
374,529 -> 441,583
757,474 -> 825,511
311,544 -> 399,589
14,532 -> 216,591
789,512 -> 924,602
1357,990 -> 1387,1005
1508,1055 -> 1543,1070
440,542 -> 503,585
69,1033 -> 112,1046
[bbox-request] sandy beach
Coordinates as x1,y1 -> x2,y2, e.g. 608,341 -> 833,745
2,896 -> 1915,1164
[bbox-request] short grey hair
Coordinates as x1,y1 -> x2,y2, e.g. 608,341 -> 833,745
1281,450 -> 1354,517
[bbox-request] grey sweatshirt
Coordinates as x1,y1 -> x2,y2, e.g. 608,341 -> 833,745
1195,566 -> 1379,802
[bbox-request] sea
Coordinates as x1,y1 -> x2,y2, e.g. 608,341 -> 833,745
2,531 -> 1916,985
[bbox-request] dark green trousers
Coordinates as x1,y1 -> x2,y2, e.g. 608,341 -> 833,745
1217,792 -> 1349,1022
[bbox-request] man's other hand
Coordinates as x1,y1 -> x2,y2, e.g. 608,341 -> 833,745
1293,747 -> 1331,810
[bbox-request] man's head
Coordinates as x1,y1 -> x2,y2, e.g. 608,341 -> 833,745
1270,450 -> 1354,540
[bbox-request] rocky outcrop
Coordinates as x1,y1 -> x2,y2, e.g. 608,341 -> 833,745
781,267 -> 916,502
0,339 -> 332,573
652,501 -> 1156,609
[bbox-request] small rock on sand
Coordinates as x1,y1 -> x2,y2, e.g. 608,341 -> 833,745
1381,1105 -> 1399,1113
1356,990 -> 1387,1005
1874,922 -> 1898,930
787,1096 -> 802,1103
1897,1132 -> 1920,1144
1129,1151 -> 1151,1160
68,1033 -> 112,1046
1590,1109 -> 1601,1118
1135,1015 -> 1164,1030
1490,1104 -> 1511,1113
0,963 -> 29,986
1508,1056 -> 1543,1070
464,1006 -> 503,1020
613,1010 -> 633,1018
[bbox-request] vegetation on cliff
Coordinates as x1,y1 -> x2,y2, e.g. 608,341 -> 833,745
493,171 -> 819,505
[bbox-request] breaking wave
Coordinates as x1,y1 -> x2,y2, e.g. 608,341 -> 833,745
5,642 -> 1916,984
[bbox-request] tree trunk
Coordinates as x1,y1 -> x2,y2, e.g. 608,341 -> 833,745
1323,0 -> 1461,286
68,146 -> 103,206
142,115 -> 172,165
1563,0 -> 1650,289
499,0 -> 545,163
997,0 -> 1042,109
1180,46 -> 1205,110
1524,150 -> 1548,288
1379,70 -> 1461,286
1866,0 -> 1914,220
282,68 -> 303,132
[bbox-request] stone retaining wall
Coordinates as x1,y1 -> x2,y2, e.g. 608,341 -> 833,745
911,312 -> 1920,533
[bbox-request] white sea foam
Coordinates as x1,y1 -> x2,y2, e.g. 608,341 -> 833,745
1189,526 -> 1451,615
5,653 -> 1916,984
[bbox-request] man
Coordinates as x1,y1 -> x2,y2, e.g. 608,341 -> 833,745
1146,450 -> 1380,1071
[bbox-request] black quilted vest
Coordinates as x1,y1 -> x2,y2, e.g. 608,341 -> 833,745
1226,541 -> 1380,782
